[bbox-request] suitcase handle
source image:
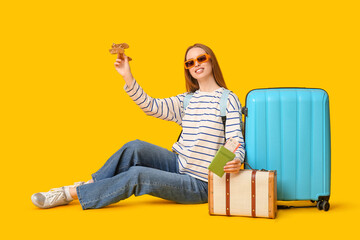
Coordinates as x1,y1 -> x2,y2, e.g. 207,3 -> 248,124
244,162 -> 269,172
244,162 -> 254,170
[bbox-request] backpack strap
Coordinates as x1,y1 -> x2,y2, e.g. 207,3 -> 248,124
219,89 -> 231,125
177,92 -> 194,142
183,92 -> 194,110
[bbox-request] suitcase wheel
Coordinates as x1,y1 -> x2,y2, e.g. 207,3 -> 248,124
316,200 -> 330,211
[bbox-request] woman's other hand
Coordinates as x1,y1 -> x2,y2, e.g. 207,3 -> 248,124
223,159 -> 242,173
114,53 -> 134,86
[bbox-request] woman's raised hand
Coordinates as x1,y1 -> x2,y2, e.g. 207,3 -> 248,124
114,53 -> 134,86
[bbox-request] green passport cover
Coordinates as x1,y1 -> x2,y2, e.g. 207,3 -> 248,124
208,146 -> 235,177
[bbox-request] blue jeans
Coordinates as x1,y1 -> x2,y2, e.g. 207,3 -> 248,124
76,140 -> 208,209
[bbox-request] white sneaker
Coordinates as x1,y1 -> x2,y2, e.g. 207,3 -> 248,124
68,181 -> 86,188
31,182 -> 85,209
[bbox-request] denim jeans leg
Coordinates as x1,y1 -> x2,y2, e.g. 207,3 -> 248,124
77,165 -> 208,209
91,139 -> 179,182
76,139 -> 208,209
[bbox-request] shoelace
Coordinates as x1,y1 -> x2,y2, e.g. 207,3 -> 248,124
47,188 -> 66,204
43,182 -> 84,205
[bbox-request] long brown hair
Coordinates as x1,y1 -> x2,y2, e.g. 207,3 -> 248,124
184,43 -> 227,92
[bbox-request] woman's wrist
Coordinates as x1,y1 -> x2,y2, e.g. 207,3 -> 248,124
123,74 -> 134,87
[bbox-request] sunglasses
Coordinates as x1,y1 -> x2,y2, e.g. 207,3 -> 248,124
184,53 -> 211,69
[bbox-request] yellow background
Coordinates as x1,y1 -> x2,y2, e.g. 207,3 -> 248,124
1,0 -> 359,239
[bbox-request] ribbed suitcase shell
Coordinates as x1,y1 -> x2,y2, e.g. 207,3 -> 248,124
244,88 -> 331,201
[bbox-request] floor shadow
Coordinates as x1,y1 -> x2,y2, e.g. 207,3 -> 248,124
84,197 -> 184,210
277,201 -> 345,212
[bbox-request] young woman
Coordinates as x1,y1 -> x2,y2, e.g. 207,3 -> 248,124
31,43 -> 245,209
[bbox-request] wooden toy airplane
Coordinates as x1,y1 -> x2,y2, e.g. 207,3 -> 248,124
109,43 -> 132,61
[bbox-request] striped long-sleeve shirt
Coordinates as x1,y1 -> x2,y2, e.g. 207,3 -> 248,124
124,79 -> 245,182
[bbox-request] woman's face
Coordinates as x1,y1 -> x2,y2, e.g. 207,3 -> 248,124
186,47 -> 213,81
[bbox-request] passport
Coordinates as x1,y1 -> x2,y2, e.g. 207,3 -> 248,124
208,146 -> 236,177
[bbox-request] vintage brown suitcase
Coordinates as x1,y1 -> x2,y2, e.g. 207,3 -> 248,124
208,168 -> 277,219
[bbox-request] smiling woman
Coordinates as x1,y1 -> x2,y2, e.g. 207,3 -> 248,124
31,43 -> 245,210
184,44 -> 228,93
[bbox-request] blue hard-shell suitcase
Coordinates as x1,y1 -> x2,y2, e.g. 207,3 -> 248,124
243,88 -> 331,211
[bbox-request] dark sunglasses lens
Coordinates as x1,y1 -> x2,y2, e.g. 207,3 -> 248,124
197,55 -> 207,63
185,60 -> 194,68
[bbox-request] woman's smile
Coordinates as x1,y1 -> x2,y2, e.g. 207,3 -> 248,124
195,67 -> 204,74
